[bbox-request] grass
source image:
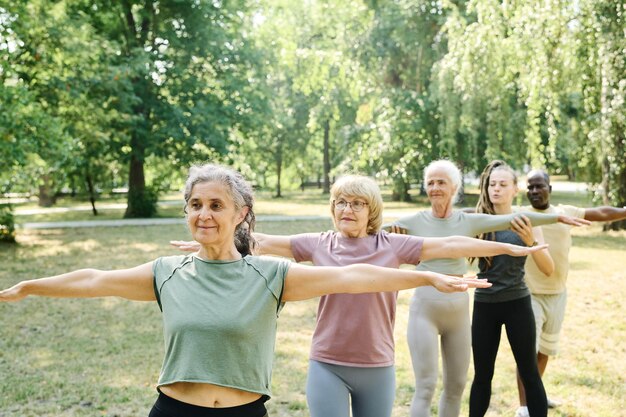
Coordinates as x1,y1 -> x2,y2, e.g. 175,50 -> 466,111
1,191 -> 623,417
10,181 -> 595,224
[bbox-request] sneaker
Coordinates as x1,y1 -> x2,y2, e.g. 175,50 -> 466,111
515,406 -> 529,417
547,397 -> 562,408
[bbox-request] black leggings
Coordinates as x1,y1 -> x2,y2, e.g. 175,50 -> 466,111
148,391 -> 268,417
469,296 -> 547,417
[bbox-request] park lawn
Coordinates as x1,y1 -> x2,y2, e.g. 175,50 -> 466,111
10,188 -> 427,223
390,223 -> 626,417
1,220 -> 624,417
11,183 -> 594,224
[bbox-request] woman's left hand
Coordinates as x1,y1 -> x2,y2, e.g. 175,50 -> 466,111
170,240 -> 201,252
510,215 -> 536,246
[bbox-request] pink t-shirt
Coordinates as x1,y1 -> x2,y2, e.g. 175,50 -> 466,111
290,230 -> 424,367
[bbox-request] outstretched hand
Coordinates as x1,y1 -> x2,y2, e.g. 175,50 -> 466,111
389,225 -> 408,235
509,243 -> 549,256
431,273 -> 492,293
0,284 -> 25,302
170,240 -> 201,252
557,215 -> 591,227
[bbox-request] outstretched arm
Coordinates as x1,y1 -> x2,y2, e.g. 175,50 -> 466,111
171,232 -> 295,258
419,235 -> 548,261
0,263 -> 156,302
468,212 -> 589,236
584,206 -> 626,222
281,263 -> 491,302
253,233 -> 294,257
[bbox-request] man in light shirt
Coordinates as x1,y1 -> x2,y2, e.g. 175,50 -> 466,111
515,169 -> 626,417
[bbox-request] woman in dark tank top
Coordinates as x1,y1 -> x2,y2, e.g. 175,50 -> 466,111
469,160 -> 552,417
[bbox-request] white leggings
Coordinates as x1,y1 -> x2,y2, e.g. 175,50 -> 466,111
407,288 -> 470,417
306,360 -> 396,417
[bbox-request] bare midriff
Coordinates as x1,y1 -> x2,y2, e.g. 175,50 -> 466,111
160,381 -> 262,407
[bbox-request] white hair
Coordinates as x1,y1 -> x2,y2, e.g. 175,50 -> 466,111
424,159 -> 462,203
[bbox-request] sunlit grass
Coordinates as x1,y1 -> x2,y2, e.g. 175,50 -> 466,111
11,182 -> 596,225
385,224 -> 625,417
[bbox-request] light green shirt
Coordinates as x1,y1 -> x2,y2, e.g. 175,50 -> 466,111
393,210 -> 559,274
153,254 -> 290,397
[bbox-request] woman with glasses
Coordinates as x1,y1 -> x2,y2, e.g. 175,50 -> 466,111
171,174 -> 553,417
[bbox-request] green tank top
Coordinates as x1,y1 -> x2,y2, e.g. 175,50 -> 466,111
152,254 -> 290,397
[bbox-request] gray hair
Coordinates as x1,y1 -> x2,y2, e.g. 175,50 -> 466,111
424,159 -> 462,203
184,164 -> 256,256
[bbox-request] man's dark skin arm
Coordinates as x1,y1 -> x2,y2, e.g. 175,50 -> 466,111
584,206 -> 626,222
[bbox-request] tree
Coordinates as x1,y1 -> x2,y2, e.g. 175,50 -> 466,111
355,0 -> 450,200
576,0 -> 626,229
62,0 -> 267,217
234,0 -> 316,198
1,1 -> 76,207
289,0 -> 366,194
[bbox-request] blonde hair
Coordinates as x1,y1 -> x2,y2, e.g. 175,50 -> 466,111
330,175 -> 383,235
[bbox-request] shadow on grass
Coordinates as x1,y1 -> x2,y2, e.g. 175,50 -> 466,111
572,234 -> 625,250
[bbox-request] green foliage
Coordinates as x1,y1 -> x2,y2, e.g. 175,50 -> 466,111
3,0 -> 270,215
574,0 -> 626,224
0,205 -> 16,243
2,0 -> 624,227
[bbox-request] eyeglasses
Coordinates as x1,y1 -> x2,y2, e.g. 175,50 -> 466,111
333,199 -> 368,212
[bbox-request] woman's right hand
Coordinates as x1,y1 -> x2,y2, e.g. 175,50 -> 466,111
170,240 -> 201,252
389,225 -> 408,234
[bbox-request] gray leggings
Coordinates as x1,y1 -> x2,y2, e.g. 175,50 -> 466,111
306,359 -> 396,417
407,288 -> 470,417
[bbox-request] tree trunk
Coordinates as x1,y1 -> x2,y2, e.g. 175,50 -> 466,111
37,174 -> 56,207
391,177 -> 411,202
124,134 -> 155,218
322,119 -> 331,194
275,148 -> 283,198
604,130 -> 626,230
85,170 -> 98,216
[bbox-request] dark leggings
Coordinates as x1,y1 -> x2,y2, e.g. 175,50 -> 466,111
469,296 -> 547,417
148,391 -> 268,417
